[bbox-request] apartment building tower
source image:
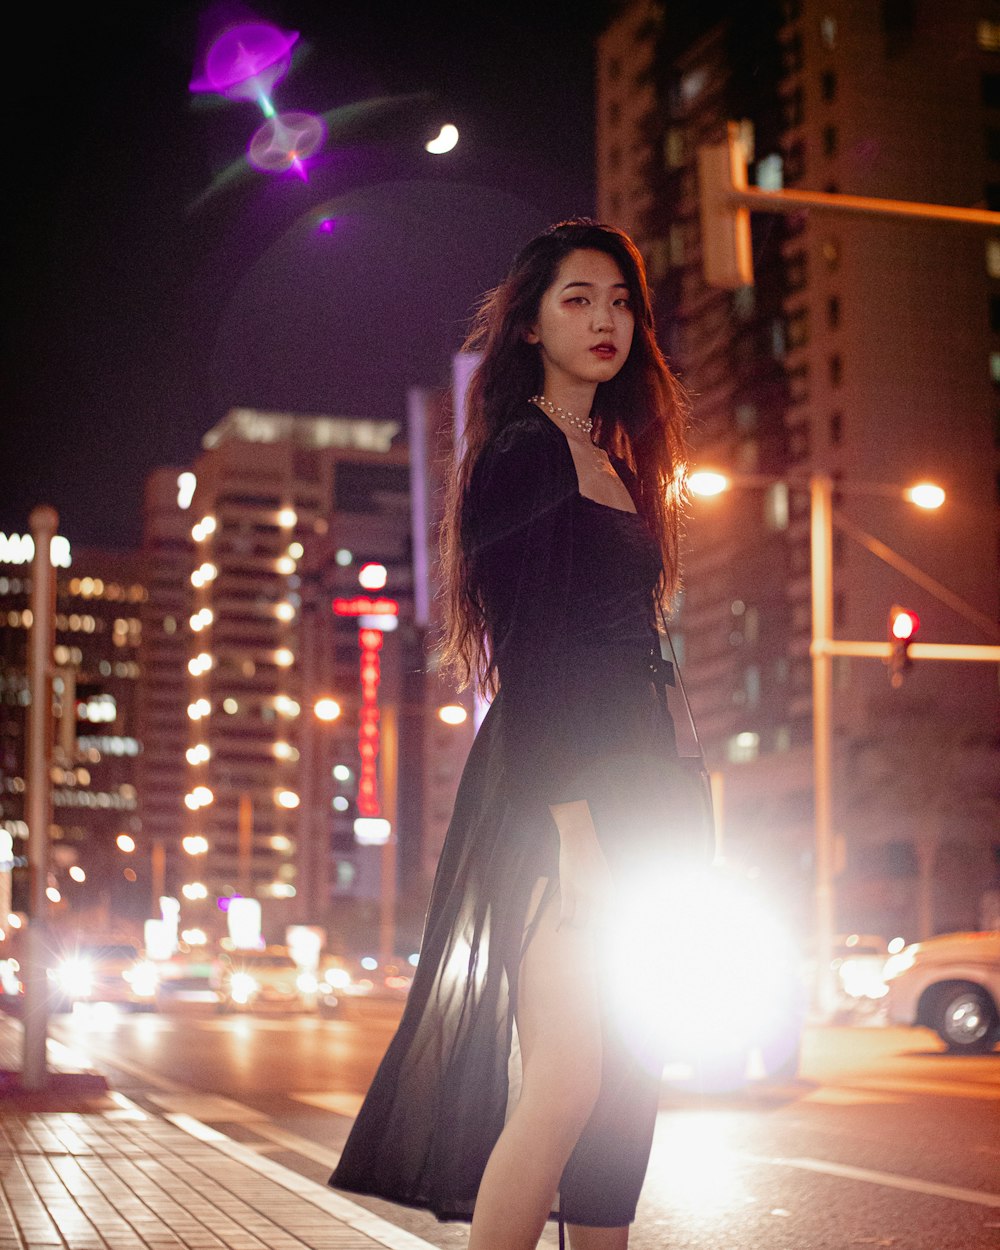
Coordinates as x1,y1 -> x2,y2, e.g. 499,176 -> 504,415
596,0 -> 1000,938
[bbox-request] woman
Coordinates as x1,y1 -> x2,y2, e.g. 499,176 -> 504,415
329,220 -> 710,1248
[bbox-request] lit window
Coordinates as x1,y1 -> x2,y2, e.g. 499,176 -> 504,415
664,128 -> 685,169
991,351 -> 1000,385
820,15 -> 836,49
987,239 -> 1000,277
681,68 -> 707,102
727,731 -> 760,764
756,153 -> 784,190
765,482 -> 790,530
744,666 -> 761,707
978,20 -> 1000,52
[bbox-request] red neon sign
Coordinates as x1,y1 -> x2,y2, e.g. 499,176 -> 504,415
332,596 -> 398,617
356,627 -> 383,817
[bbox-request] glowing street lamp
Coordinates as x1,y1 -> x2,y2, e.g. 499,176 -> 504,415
438,704 -> 468,725
314,698 -> 341,722
116,834 -> 136,853
690,468 -> 948,1013
905,482 -> 946,510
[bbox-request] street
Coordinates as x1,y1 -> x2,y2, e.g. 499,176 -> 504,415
45,1003 -> 1000,1250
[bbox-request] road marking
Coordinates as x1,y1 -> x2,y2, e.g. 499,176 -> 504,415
49,1029 -> 184,1092
166,1112 -> 443,1250
147,1092 -> 268,1121
244,1120 -> 343,1170
756,1156 -> 1000,1208
845,1077 -> 1000,1101
803,1088 -> 908,1106
293,1090 -> 366,1117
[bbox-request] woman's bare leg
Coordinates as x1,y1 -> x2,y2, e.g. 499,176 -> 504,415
566,1224 -> 628,1250
468,880 -> 603,1250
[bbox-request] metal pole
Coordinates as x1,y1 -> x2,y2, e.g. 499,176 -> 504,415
238,795 -> 253,896
23,505 -> 58,1090
379,703 -> 398,967
150,841 -> 166,916
809,477 -> 837,1019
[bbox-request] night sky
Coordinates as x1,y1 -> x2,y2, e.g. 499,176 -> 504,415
2,1 -> 613,550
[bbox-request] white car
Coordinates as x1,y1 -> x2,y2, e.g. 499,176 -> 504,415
883,931 -> 1000,1053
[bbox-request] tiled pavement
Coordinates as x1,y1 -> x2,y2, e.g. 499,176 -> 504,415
0,1015 -> 436,1250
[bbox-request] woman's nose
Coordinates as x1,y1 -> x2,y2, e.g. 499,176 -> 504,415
592,303 -> 614,331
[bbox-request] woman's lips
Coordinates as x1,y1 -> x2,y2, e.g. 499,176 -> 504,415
591,345 -> 617,359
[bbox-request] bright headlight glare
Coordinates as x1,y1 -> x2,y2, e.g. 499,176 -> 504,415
882,947 -> 917,981
125,960 -> 159,998
54,957 -> 93,998
602,868 -> 797,1065
229,972 -> 258,1004
296,972 -> 318,994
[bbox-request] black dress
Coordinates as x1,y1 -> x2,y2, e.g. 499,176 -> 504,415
329,403 -> 710,1227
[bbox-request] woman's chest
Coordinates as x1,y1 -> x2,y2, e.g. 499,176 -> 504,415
564,439 -> 636,512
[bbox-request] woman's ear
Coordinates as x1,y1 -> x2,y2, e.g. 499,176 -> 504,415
523,325 -> 540,344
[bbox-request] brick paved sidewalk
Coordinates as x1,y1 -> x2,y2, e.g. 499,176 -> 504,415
0,1015 -> 436,1250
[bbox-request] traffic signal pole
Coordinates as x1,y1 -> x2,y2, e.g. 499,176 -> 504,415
698,123 -> 1000,289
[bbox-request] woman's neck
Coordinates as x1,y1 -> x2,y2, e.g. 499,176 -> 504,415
537,382 -> 596,419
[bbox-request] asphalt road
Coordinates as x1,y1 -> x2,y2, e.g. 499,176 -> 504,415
49,1002 -> 1000,1250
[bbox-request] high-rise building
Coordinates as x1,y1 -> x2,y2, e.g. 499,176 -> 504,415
139,409 -> 419,944
0,529 -> 146,928
596,1 -> 1000,938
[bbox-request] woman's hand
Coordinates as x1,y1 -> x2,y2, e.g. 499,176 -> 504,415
549,800 -> 614,931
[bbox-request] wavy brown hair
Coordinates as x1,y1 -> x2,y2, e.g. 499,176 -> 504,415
439,219 -> 690,699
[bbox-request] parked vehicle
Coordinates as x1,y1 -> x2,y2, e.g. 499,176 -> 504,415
883,930 -> 1000,1054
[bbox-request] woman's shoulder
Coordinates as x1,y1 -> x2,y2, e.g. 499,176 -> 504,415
474,404 -> 566,481
469,404 -> 574,514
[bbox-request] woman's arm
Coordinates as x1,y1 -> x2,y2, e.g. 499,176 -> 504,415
549,799 -> 613,930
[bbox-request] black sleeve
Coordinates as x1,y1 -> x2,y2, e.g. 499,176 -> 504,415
469,419 -> 589,809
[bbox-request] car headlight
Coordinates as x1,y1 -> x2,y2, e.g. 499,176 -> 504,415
124,960 -> 159,998
229,972 -> 258,1003
323,967 -> 352,991
882,947 -> 917,981
296,972 -> 318,994
52,957 -> 93,999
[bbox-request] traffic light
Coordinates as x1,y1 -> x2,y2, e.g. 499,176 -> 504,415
887,605 -> 920,687
697,121 -> 754,289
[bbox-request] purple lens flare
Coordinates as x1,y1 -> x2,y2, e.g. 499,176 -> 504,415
189,22 -> 299,105
248,111 -> 326,179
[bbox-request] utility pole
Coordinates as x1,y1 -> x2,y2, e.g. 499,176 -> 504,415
23,505 -> 58,1090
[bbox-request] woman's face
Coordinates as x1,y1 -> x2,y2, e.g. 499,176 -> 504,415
525,248 -> 635,395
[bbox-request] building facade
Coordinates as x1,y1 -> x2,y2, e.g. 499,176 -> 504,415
0,531 -> 147,930
138,409 -> 420,945
596,0 -> 1000,939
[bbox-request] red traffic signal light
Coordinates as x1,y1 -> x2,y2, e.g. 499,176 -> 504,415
887,605 -> 920,686
889,607 -> 919,641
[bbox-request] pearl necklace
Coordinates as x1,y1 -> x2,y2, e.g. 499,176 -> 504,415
530,394 -> 594,437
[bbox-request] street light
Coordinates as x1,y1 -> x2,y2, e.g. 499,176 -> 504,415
689,468 -> 946,1013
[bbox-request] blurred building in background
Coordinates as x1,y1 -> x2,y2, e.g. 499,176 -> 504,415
597,0 -> 1000,939
137,409 -> 422,947
0,532 -> 147,928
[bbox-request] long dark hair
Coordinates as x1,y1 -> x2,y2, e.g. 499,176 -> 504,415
439,218 -> 690,698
